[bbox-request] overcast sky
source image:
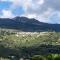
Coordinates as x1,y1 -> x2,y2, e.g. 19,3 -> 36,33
0,0 -> 60,24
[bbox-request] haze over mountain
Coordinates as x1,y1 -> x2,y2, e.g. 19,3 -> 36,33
0,17 -> 60,32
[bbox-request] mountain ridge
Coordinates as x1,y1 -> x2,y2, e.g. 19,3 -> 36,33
0,17 -> 60,32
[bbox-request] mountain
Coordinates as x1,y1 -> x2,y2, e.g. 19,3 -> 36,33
0,17 -> 60,32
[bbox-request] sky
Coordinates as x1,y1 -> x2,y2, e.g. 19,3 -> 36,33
0,0 -> 60,24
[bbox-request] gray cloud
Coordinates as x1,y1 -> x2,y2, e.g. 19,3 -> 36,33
1,0 -> 60,23
45,0 -> 60,11
26,0 -> 60,14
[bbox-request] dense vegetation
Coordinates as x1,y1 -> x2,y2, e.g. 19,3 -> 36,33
0,54 -> 60,60
31,54 -> 60,60
0,29 -> 60,60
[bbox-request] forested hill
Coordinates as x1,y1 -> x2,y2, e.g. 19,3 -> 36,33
0,17 -> 60,32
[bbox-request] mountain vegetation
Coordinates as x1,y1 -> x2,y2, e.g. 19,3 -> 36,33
0,17 -> 60,32
0,17 -> 60,60
0,30 -> 59,60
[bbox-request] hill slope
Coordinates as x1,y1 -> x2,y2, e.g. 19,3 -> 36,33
0,17 -> 60,32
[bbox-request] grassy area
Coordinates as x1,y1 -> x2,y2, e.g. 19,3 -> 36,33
0,31 -> 60,48
31,54 -> 60,60
0,29 -> 60,60
0,54 -> 60,60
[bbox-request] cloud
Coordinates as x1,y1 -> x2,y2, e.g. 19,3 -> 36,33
47,11 -> 60,24
0,9 -> 14,18
22,14 -> 37,19
45,0 -> 60,11
24,0 -> 60,23
0,0 -> 8,1
0,0 -> 60,23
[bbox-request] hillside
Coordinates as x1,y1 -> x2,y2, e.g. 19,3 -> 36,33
0,17 -> 60,32
0,17 -> 60,60
0,31 -> 59,60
